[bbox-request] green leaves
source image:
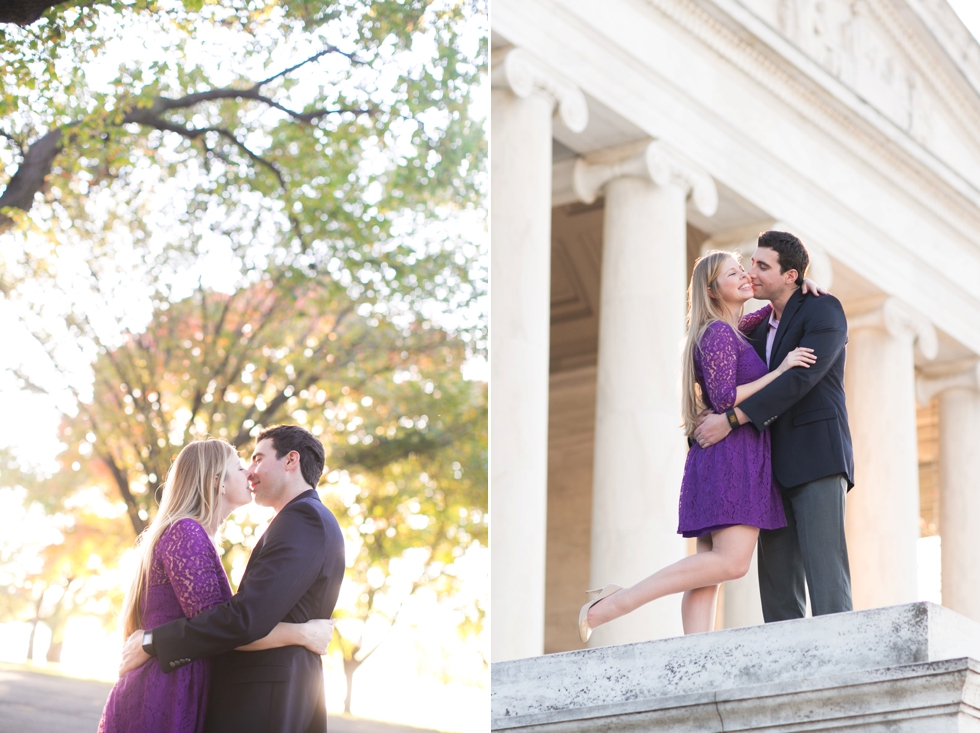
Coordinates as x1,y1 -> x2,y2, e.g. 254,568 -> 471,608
1,1 -> 486,324
0,0 -> 486,698
26,272 -> 487,695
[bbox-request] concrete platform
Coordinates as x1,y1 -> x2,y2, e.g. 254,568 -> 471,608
491,603 -> 980,731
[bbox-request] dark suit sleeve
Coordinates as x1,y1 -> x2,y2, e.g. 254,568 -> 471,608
739,297 -> 847,431
150,503 -> 327,674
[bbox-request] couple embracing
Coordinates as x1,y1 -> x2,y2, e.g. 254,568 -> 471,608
580,230 -> 854,641
99,424 -> 346,733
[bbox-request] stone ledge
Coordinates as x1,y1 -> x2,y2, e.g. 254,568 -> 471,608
492,603 -> 980,732
495,658 -> 980,732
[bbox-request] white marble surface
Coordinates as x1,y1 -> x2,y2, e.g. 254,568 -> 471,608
938,386 -> 980,624
491,603 -> 980,730
721,545 -> 765,629
845,298 -> 935,610
490,50 -> 578,662
496,660 -> 980,731
918,362 -> 980,625
491,0 -> 980,669
492,0 -> 980,359
587,164 -> 691,646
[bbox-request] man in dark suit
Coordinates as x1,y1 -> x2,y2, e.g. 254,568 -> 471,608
120,424 -> 346,733
694,230 -> 854,621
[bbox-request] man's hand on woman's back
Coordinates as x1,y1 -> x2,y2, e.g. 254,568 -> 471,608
118,629 -> 150,677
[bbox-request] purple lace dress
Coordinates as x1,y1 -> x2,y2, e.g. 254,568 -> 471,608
677,306 -> 787,537
99,518 -> 232,733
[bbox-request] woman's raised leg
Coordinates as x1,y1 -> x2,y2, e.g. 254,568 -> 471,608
588,524 -> 759,630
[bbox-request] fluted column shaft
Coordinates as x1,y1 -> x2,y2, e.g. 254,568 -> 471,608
845,298 -> 936,609
918,361 -> 980,621
576,142 -> 717,645
938,388 -> 980,619
490,49 -> 587,662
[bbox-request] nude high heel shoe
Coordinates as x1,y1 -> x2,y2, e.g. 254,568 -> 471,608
578,584 -> 622,643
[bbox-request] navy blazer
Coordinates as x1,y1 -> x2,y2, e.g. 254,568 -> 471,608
739,289 -> 855,490
151,488 -> 345,733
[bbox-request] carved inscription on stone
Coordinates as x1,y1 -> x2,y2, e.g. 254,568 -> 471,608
746,0 -> 938,144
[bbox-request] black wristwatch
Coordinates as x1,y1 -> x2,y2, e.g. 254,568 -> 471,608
142,629 -> 157,657
724,408 -> 740,429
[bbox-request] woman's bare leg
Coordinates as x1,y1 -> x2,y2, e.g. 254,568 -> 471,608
681,586 -> 718,634
681,536 -> 719,634
588,525 -> 759,630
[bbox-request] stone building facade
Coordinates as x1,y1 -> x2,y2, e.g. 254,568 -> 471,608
491,0 -> 980,662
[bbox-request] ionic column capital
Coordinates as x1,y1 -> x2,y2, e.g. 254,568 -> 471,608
847,297 -> 938,360
490,48 -> 588,133
572,141 -> 718,216
916,359 -> 980,404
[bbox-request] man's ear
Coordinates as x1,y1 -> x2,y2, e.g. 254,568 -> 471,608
784,269 -> 799,285
285,450 -> 301,471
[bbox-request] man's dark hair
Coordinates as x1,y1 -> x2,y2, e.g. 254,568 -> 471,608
256,425 -> 325,490
757,230 -> 809,286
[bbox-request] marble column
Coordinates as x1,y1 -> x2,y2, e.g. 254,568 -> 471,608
574,141 -> 718,645
917,359 -> 980,622
700,223 -> 833,629
490,48 -> 587,662
845,297 -> 937,610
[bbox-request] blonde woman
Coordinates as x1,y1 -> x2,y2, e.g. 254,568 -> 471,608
98,440 -> 332,733
579,251 -> 820,641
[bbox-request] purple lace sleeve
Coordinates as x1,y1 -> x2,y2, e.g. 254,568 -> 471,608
698,321 -> 740,412
738,304 -> 772,334
156,519 -> 228,619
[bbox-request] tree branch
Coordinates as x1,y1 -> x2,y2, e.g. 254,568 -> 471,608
355,561 -> 430,665
11,368 -> 49,395
97,447 -> 145,536
254,46 -> 367,86
0,127 -> 63,231
0,130 -> 25,158
0,0 -> 68,25
0,48 -> 375,232
126,88 -> 373,125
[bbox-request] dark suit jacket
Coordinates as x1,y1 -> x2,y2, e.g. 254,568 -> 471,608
152,488 -> 345,733
739,289 -> 855,490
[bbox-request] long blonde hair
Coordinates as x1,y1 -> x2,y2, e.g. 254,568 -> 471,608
681,251 -> 746,436
120,439 -> 238,636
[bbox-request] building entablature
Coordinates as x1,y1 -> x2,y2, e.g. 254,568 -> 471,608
493,0 -> 980,359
